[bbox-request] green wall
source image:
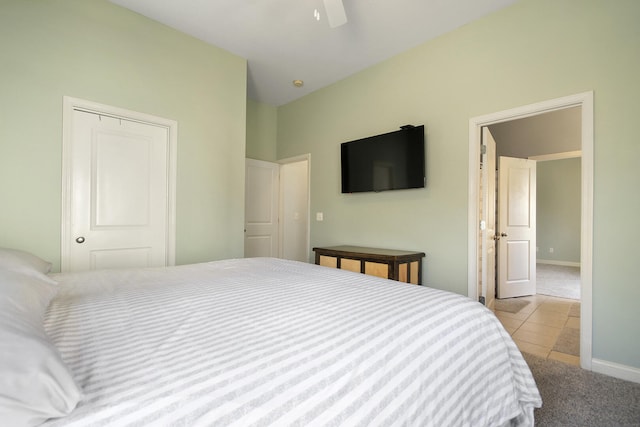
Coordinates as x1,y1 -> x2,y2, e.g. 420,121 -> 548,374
246,99 -> 278,162
277,0 -> 640,368
0,0 -> 247,269
537,158 -> 581,264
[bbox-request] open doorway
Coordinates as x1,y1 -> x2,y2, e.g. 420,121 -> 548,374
487,110 -> 582,364
468,92 -> 593,370
244,155 -> 310,262
525,152 -> 581,301
489,106 -> 582,300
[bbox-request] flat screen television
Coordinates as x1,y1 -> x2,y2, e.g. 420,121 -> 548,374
341,125 -> 425,193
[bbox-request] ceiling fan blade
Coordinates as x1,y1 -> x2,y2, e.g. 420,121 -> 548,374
323,0 -> 348,28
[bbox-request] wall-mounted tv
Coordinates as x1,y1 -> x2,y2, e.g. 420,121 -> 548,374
341,125 -> 425,193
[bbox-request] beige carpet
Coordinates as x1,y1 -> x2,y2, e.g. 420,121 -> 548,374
536,263 -> 581,300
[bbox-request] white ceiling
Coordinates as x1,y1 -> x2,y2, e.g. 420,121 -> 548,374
491,107 -> 582,158
110,0 -> 520,106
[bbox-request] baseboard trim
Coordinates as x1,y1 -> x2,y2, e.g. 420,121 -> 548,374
591,358 -> 640,384
537,259 -> 581,267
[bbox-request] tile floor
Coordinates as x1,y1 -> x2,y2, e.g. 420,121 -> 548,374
492,294 -> 581,366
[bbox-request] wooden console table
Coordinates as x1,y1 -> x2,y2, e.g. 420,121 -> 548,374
313,245 -> 425,285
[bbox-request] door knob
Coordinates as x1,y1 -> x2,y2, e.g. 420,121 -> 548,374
75,236 -> 85,244
501,232 -> 508,237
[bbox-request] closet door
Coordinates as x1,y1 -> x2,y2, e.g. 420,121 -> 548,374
62,102 -> 175,272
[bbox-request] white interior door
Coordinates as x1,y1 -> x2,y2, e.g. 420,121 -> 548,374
497,156 -> 537,298
64,109 -> 172,271
245,159 -> 279,257
480,127 -> 497,307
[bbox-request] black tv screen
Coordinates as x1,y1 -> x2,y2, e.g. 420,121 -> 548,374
341,125 -> 425,193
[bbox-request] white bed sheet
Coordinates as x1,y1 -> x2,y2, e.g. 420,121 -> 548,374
43,258 -> 541,426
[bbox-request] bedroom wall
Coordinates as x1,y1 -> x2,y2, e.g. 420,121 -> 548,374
277,0 -> 640,370
536,158 -> 581,265
0,0 -> 247,270
246,99 -> 278,162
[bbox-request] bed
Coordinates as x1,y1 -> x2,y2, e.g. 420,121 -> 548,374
1,249 -> 541,426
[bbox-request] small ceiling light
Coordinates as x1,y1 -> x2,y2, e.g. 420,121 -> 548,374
314,9 -> 321,21
293,79 -> 304,88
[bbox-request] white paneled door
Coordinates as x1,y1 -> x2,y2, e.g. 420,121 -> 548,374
497,156 -> 537,298
245,159 -> 280,258
63,107 -> 173,271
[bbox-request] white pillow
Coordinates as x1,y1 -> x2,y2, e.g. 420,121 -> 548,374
0,270 -> 81,426
0,247 -> 56,285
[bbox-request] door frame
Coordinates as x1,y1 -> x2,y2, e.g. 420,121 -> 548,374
467,91 -> 594,370
278,154 -> 311,262
61,96 -> 177,271
480,127 -> 497,309
244,154 -> 311,261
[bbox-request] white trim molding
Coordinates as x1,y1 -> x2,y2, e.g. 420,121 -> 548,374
537,259 -> 581,268
468,91 -> 594,370
592,359 -> 640,384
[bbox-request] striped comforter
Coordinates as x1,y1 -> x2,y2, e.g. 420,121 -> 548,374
43,258 -> 541,426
